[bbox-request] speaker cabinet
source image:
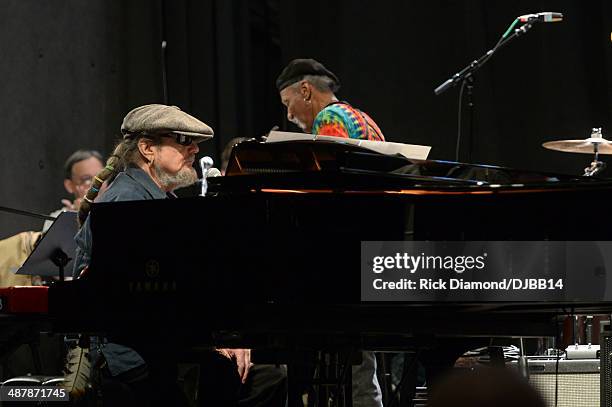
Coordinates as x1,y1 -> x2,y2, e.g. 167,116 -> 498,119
511,359 -> 599,407
601,321 -> 612,407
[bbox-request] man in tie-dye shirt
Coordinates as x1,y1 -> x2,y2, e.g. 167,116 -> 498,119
277,58 -> 384,142
276,58 -> 384,407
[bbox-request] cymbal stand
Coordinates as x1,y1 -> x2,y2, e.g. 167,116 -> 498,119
583,145 -> 607,176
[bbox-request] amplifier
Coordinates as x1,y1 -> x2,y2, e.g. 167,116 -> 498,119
510,359 -> 599,407
601,321 -> 612,407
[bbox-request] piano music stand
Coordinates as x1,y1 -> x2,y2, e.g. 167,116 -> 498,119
17,211 -> 78,281
266,130 -> 432,160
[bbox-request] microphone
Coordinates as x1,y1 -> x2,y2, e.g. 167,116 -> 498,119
199,156 -> 221,196
200,156 -> 213,173
517,12 -> 563,23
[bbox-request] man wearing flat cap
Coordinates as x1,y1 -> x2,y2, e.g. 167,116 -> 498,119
76,103 -> 212,231
73,104 -> 253,406
277,58 -> 384,141
277,60 -> 384,407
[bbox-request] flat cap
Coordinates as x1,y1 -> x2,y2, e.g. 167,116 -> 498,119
121,104 -> 214,140
275,58 -> 340,92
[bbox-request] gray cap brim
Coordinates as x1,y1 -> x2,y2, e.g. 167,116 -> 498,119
121,104 -> 214,140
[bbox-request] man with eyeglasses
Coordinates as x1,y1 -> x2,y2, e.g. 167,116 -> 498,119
72,104 -> 254,406
42,150 -> 105,232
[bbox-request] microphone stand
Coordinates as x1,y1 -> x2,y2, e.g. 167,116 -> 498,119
160,0 -> 168,104
0,205 -> 56,221
435,19 -> 536,162
584,141 -> 607,177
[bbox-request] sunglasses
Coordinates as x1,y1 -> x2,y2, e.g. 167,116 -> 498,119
161,133 -> 199,146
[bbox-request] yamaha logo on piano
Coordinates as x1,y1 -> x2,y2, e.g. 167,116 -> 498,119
125,259 -> 177,292
144,259 -> 160,278
128,280 -> 177,293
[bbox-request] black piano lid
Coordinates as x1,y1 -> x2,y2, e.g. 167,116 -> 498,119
216,139 -> 611,193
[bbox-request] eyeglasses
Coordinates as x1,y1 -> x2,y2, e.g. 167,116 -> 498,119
73,177 -> 93,188
162,133 -> 198,146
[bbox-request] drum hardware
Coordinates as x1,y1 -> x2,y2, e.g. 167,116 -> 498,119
543,128 -> 610,176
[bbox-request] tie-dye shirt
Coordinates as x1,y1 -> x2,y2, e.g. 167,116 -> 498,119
312,101 -> 385,141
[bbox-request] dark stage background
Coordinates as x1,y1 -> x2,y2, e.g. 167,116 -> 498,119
1,0 -> 611,239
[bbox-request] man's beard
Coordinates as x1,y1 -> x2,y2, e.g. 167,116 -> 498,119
153,163 -> 198,190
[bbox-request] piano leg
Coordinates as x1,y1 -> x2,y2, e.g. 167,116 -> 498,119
287,362 -> 309,407
286,350 -> 355,407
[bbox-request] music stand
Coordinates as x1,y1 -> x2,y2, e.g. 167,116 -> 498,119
17,211 -> 78,281
266,130 -> 432,160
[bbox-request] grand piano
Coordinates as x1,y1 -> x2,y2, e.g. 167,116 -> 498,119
35,138 -> 612,350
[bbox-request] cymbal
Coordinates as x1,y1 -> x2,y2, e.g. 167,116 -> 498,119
543,139 -> 612,154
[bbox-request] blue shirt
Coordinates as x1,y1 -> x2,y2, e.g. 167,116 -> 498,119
73,166 -> 167,277
73,166 -> 167,376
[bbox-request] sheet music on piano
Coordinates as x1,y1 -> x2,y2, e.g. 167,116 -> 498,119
266,130 -> 432,160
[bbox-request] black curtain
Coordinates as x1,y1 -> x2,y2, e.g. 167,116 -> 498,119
0,0 -> 163,238
165,0 -> 612,174
276,0 -> 612,174
159,0 -> 280,165
1,0 -> 611,238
